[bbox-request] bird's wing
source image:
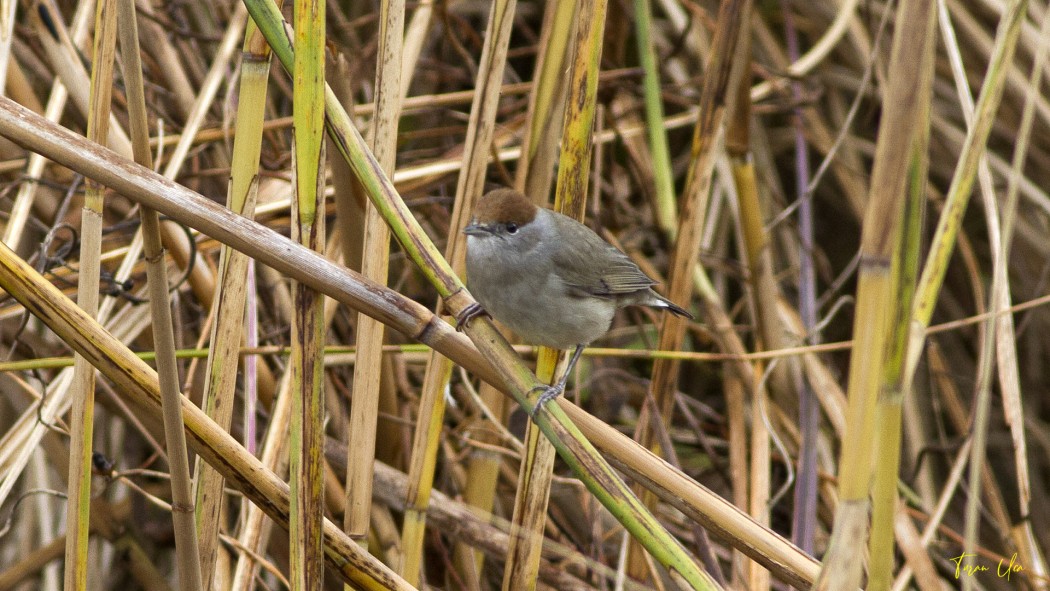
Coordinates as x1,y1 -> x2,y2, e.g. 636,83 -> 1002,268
591,255 -> 659,295
549,219 -> 657,297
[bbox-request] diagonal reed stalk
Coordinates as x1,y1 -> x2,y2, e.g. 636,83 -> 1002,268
0,94 -> 819,588
0,238 -> 414,590
400,0 -> 516,583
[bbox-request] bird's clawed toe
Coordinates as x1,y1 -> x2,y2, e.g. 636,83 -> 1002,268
455,302 -> 488,331
529,382 -> 565,418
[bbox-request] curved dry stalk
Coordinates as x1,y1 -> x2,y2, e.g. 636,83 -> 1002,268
937,0 -> 1046,582
990,4 -> 1050,582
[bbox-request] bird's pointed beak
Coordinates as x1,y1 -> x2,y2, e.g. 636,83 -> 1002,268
463,223 -> 488,237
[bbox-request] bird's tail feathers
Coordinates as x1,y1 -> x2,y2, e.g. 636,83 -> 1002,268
653,293 -> 694,320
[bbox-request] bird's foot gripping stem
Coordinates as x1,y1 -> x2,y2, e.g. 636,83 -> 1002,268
529,381 -> 566,418
528,344 -> 584,419
455,302 -> 488,331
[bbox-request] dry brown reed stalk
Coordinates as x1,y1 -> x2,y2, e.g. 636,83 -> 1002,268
194,14 -> 272,591
400,1 -> 517,584
116,0 -> 203,587
3,2 -> 1050,590
62,0 -> 121,587
344,0 -> 405,554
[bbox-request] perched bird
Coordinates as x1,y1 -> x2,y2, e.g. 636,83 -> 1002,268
459,188 -> 692,412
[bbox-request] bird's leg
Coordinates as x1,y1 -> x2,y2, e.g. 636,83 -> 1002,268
455,302 -> 488,331
531,344 -> 585,418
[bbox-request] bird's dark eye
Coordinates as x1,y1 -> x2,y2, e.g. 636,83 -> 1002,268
505,222 -> 518,234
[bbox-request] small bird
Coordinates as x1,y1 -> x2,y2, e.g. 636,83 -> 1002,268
459,188 -> 692,412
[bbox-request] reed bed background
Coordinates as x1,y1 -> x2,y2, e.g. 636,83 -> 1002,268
0,0 -> 1048,590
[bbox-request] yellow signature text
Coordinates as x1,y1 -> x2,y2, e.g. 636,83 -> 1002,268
950,553 -> 1025,581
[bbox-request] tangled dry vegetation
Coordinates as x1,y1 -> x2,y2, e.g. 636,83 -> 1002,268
0,0 -> 1048,590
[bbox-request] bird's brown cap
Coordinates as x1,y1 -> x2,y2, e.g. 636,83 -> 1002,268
471,188 -> 539,225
